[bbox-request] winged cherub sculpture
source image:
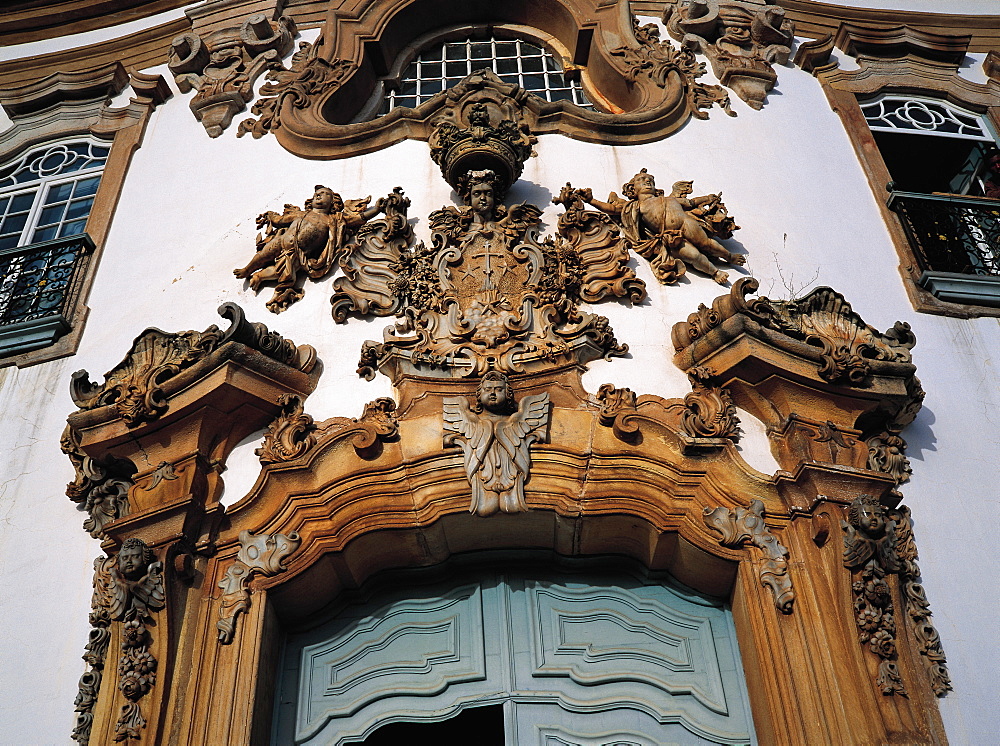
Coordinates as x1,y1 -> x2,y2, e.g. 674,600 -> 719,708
443,372 -> 550,516
582,168 -> 744,285
234,184 -> 385,313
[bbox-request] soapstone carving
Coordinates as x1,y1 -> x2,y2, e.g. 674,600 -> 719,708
582,168 -> 744,285
443,372 -> 550,516
235,184 -> 386,313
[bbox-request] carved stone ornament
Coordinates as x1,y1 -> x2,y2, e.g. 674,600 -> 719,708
169,13 -> 296,137
443,372 -> 550,516
70,302 -> 316,426
843,496 -> 951,697
595,383 -> 641,441
217,530 -> 300,644
681,366 -> 740,440
346,167 -> 629,381
573,168 -> 745,285
73,539 -> 165,743
665,0 -> 795,110
672,278 -> 916,384
257,395 -> 399,464
61,424 -> 136,538
612,16 -> 733,118
704,498 -> 794,613
234,185 -> 388,313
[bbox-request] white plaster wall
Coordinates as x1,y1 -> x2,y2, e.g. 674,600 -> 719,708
1,41 -> 1000,745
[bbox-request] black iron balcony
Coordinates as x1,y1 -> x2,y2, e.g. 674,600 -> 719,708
0,233 -> 95,355
887,188 -> 1000,306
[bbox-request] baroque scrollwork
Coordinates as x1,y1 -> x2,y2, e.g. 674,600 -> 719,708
238,39 -> 354,140
443,372 -> 550,516
256,394 -> 316,464
169,13 -> 296,137
704,498 -> 794,613
76,539 -> 166,742
312,397 -> 399,457
671,278 -> 917,386
217,531 -> 300,643
612,17 -> 733,118
61,425 -> 136,538
681,366 -> 740,440
575,168 -> 745,285
843,496 -> 950,697
234,184 -> 387,313
665,0 -> 795,110
70,303 -> 316,425
595,383 -> 641,440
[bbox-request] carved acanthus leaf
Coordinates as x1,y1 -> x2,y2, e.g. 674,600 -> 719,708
237,39 -> 354,139
217,531 -> 300,644
681,367 -> 740,440
612,17 -> 733,118
665,0 -> 795,110
704,499 -> 794,613
76,540 -> 165,743
70,303 -> 316,425
256,394 -> 316,464
61,425 -> 136,538
169,14 -> 296,137
596,384 -> 641,440
552,185 -> 646,304
312,397 -> 399,455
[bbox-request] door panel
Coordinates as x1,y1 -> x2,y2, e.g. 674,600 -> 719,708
274,564 -> 755,746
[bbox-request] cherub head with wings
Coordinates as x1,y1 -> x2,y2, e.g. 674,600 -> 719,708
474,371 -> 516,415
458,169 -> 507,207
118,537 -> 156,582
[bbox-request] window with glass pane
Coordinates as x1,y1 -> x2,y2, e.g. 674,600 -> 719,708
0,139 -> 106,351
379,36 -> 591,115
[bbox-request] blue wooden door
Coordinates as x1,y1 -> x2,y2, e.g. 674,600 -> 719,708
273,564 -> 755,745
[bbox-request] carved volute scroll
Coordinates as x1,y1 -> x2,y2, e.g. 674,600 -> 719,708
681,366 -> 740,440
611,16 -> 733,118
169,12 -> 296,137
665,0 -> 795,110
61,424 -> 136,539
234,185 -> 390,313
443,372 -> 551,516
595,383 -> 641,441
704,499 -> 794,613
217,530 -> 300,643
70,302 -> 316,425
842,496 -> 951,697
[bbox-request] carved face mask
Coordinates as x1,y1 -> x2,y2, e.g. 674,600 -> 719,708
478,378 -> 508,411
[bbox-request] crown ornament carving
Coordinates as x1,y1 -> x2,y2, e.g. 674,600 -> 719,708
428,79 -> 536,197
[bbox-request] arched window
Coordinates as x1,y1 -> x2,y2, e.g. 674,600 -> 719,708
376,35 -> 591,116
0,138 -> 107,355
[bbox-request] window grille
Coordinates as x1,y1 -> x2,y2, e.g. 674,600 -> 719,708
379,36 -> 591,115
861,96 -> 992,142
0,138 -> 106,353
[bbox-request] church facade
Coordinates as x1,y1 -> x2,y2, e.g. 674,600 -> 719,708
1,1 -> 999,743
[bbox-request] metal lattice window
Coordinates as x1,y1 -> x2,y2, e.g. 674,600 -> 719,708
0,139 -> 105,347
861,96 -> 992,142
379,36 -> 591,115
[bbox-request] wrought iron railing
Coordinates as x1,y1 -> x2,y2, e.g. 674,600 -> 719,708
887,189 -> 1000,276
0,233 -> 95,327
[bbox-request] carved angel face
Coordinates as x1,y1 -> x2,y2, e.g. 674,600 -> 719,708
118,545 -> 147,581
631,172 -> 656,197
469,182 -> 495,219
311,187 -> 340,213
852,501 -> 887,538
478,375 -> 511,413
